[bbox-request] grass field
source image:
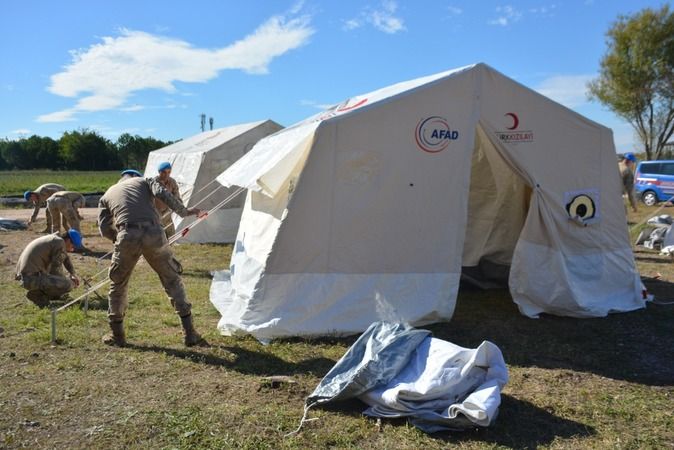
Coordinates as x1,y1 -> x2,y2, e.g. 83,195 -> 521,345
0,208 -> 673,449
0,170 -> 121,196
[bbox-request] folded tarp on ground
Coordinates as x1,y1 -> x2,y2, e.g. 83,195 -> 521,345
0,218 -> 27,231
304,322 -> 508,433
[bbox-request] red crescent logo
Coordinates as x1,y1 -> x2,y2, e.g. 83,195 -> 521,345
505,112 -> 519,130
337,98 -> 367,112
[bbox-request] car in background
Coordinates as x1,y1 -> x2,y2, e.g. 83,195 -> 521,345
634,160 -> 674,206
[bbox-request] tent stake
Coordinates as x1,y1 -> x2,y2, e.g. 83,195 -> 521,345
51,309 -> 57,345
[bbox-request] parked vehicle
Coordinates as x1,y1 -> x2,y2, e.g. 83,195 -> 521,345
634,160 -> 674,206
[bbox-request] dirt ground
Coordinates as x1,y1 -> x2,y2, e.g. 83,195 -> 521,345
0,207 -> 100,221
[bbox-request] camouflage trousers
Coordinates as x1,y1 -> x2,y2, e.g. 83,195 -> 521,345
47,197 -> 80,233
19,266 -> 74,307
44,207 -> 68,231
107,222 -> 191,322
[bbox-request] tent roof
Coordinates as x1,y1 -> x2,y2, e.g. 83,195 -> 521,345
152,120 -> 277,155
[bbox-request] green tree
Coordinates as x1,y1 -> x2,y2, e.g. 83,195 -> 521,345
59,129 -> 120,170
116,133 -> 170,169
0,138 -> 33,169
589,5 -> 674,160
22,135 -> 61,169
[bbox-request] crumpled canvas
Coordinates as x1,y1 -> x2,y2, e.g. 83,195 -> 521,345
305,322 -> 508,433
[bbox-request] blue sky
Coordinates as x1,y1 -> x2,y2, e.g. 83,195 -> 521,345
0,0 -> 664,151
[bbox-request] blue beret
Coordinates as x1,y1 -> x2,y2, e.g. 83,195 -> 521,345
67,229 -> 83,248
158,161 -> 172,172
24,191 -> 33,201
121,169 -> 142,177
624,152 -> 637,163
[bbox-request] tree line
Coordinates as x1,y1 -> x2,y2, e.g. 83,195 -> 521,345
0,129 -> 172,171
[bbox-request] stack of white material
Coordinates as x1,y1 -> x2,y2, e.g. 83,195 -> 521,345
359,338 -> 508,432
302,322 -> 508,433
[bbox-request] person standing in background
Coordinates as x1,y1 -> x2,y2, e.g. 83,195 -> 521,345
154,162 -> 182,238
620,153 -> 638,213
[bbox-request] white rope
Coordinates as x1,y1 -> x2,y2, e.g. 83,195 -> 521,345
91,183 -> 227,278
284,402 -> 319,438
55,187 -> 246,313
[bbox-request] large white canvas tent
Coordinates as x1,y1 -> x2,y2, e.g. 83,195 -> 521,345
210,63 -> 646,341
144,120 -> 282,243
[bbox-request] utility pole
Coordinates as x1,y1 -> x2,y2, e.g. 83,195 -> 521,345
200,114 -> 206,132
209,117 -> 214,130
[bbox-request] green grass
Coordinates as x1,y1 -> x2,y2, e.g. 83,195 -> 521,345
0,215 -> 672,449
0,170 -> 121,196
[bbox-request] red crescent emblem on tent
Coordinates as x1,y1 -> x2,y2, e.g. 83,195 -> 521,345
337,98 -> 368,112
505,112 -> 519,130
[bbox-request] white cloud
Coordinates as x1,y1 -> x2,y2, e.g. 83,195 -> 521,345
119,104 -> 145,112
344,1 -> 406,34
11,128 -> 31,135
37,8 -> 314,122
529,4 -> 557,17
535,74 -> 594,108
300,99 -> 335,110
488,5 -> 522,26
36,109 -> 77,123
447,6 -> 463,16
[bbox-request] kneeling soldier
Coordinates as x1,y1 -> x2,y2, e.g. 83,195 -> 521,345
15,230 -> 82,307
98,173 -> 206,347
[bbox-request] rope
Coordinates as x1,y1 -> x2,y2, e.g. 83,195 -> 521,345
91,183 -> 227,278
628,194 -> 674,233
285,402 -> 319,437
56,187 -> 245,312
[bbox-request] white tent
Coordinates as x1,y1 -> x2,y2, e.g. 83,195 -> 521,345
210,63 -> 646,341
144,120 -> 282,243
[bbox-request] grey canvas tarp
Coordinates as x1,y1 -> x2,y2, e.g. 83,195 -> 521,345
303,322 -> 508,433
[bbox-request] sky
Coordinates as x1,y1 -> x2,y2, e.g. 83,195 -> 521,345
0,0 -> 665,152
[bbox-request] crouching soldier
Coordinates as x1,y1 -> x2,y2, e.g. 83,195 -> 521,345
24,183 -> 66,232
98,173 -> 207,347
15,230 -> 82,307
47,191 -> 86,234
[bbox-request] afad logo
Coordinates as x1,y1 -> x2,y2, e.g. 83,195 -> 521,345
496,112 -> 534,144
415,116 -> 459,153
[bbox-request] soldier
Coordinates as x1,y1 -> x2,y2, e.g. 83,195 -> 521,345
154,162 -> 181,238
46,191 -> 86,234
24,183 -> 66,232
620,152 -> 638,213
98,173 -> 206,347
15,230 -> 82,307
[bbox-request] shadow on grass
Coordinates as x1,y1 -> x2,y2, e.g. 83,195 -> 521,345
314,395 -> 593,448
426,284 -> 674,387
436,395 -> 595,449
126,343 -> 335,377
634,254 -> 674,264
81,250 -> 112,259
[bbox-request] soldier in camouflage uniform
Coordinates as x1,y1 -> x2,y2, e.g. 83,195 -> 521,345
24,183 -> 66,232
15,230 -> 82,307
98,173 -> 206,347
46,191 -> 86,234
154,162 -> 182,238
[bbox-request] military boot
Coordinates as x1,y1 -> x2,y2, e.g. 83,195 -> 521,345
26,290 -> 49,308
180,314 -> 207,347
102,321 -> 126,347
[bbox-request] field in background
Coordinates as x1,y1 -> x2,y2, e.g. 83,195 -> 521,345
0,170 -> 120,196
0,207 -> 672,449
